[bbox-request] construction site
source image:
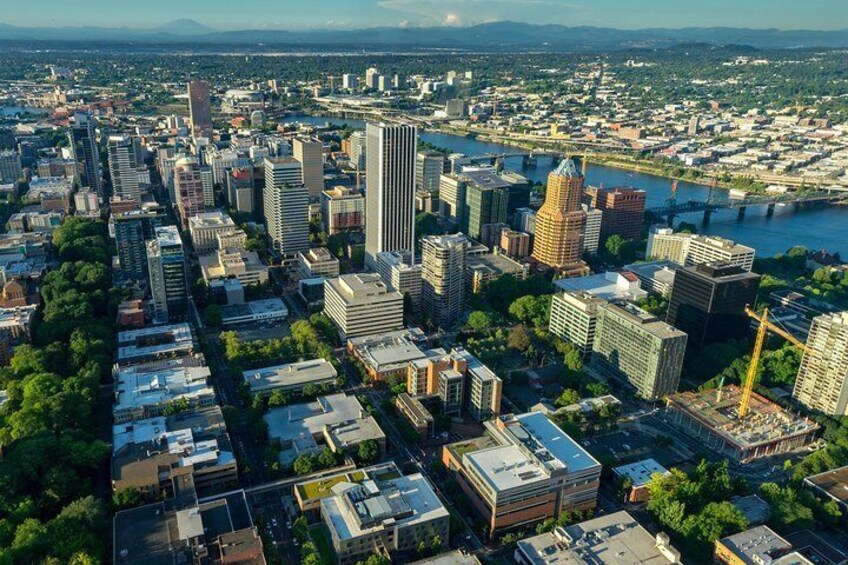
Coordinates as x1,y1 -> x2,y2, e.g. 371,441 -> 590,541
665,385 -> 819,463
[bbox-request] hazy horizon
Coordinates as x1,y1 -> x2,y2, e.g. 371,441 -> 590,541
5,0 -> 847,32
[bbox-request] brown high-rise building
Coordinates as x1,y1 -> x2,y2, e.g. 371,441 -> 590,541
187,80 -> 213,138
585,186 -> 646,241
531,159 -> 588,275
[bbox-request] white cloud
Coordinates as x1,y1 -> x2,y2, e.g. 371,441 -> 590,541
377,0 -> 582,27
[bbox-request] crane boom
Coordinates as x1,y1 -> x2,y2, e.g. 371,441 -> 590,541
738,306 -> 813,419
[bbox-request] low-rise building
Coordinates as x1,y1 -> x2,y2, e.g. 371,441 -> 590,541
324,273 -> 404,340
395,392 -> 435,442
243,359 -> 338,396
624,261 -> 678,296
188,211 -> 238,253
321,473 -> 450,565
465,250 -> 528,293
804,464 -> 848,513
442,412 -> 601,534
297,247 -> 340,279
113,487 -> 265,565
348,328 -> 432,382
499,229 -> 531,259
515,511 -> 681,564
113,361 -> 215,424
553,270 -> 648,302
613,459 -> 670,503
294,462 -> 401,513
112,407 -> 237,499
715,525 -> 793,565
218,298 -> 287,326
264,393 -> 386,467
199,248 -> 269,286
116,323 -> 197,367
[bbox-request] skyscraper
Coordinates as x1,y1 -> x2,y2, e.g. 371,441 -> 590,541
531,159 -> 587,275
416,150 -> 444,192
263,157 -> 309,257
421,234 -> 469,328
114,209 -> 163,284
293,137 -> 324,198
461,170 -> 509,240
69,111 -> 102,196
666,262 -> 760,353
147,226 -> 188,323
187,80 -> 213,138
585,186 -> 647,241
793,311 -> 848,416
108,135 -> 140,202
173,157 -> 206,229
365,123 -> 417,269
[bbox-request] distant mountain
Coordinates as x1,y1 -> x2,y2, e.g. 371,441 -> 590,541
0,20 -> 847,51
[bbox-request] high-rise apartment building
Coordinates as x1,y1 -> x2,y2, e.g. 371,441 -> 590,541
0,150 -> 22,183
531,159 -> 587,275
108,135 -> 141,202
263,157 -> 308,257
591,301 -> 687,400
549,291 -> 605,357
666,263 -> 760,353
647,226 -> 756,271
421,234 -> 469,328
69,111 -> 102,195
348,131 -> 367,170
364,123 -> 417,269
114,209 -> 163,284
582,204 -> 603,255
442,412 -> 601,534
376,250 -> 422,308
416,150 -> 444,192
585,186 -> 647,240
173,157 -> 206,229
365,68 -> 381,90
147,226 -> 188,323
226,168 -> 254,215
187,80 -> 213,138
293,137 -> 324,198
321,186 -> 364,235
323,273 -> 405,340
793,311 -> 848,416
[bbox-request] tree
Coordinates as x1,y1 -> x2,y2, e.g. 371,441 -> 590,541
430,534 -> 442,552
507,324 -> 532,351
604,234 -> 634,263
555,389 -> 580,407
467,311 -> 492,332
293,453 -> 316,475
356,439 -> 380,465
357,555 -> 391,565
203,304 -> 222,326
317,448 -> 339,470
584,381 -> 610,397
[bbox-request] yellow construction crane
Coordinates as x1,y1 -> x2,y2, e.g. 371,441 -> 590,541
739,306 -> 812,418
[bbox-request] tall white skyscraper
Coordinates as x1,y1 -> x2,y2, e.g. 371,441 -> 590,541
793,311 -> 848,416
364,123 -> 417,269
108,135 -> 140,202
263,157 -> 309,258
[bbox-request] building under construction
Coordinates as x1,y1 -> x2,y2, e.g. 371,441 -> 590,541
665,385 -> 819,463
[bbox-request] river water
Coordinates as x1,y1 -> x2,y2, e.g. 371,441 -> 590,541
284,115 -> 848,257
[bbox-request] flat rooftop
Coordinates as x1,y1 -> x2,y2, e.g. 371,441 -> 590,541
114,364 -> 213,413
667,385 -> 819,449
326,273 -> 402,305
601,300 -> 688,340
512,412 -> 600,473
244,359 -> 337,394
613,458 -> 669,488
410,551 -> 481,565
321,473 -> 448,541
117,323 -> 195,363
219,298 -> 288,321
466,252 -> 526,276
188,211 -> 236,229
719,525 -> 791,564
553,271 -> 647,301
804,464 -> 848,508
295,462 -> 398,503
516,510 -> 678,564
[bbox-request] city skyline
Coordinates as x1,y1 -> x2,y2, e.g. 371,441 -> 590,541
4,0 -> 848,31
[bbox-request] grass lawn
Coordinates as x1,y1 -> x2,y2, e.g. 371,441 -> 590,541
297,470 -> 368,501
309,524 -> 335,565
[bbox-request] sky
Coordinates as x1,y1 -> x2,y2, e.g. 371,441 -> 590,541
6,0 -> 848,31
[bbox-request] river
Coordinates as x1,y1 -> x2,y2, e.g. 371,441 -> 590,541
283,115 -> 848,257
